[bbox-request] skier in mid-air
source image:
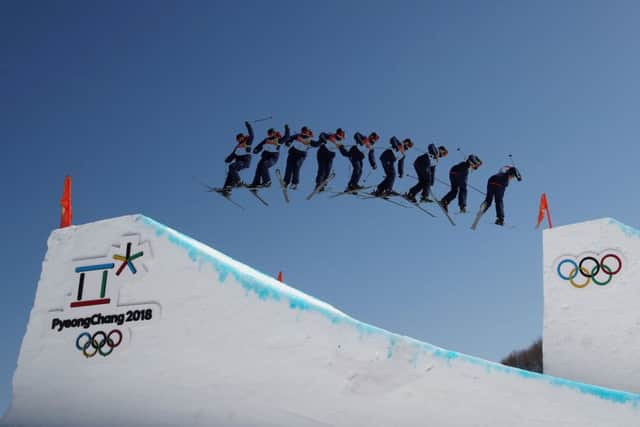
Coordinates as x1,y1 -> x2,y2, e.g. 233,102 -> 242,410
476,166 -> 522,226
339,131 -> 379,192
373,137 -> 413,197
222,121 -> 254,194
314,128 -> 345,192
283,126 -> 318,190
403,143 -> 448,204
247,125 -> 291,189
439,154 -> 482,213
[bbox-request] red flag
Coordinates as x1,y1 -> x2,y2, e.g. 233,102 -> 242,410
277,271 -> 283,282
60,176 -> 72,228
535,193 -> 552,229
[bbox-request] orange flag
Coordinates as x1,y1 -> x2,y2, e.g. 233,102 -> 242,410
535,193 -> 552,229
277,271 -> 283,282
60,176 -> 72,228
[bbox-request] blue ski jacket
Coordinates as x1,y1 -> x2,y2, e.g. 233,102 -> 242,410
488,171 -> 510,188
225,121 -> 254,163
449,161 -> 470,182
252,125 -> 291,155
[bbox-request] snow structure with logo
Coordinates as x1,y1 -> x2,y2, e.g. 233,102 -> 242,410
2,214 -> 639,427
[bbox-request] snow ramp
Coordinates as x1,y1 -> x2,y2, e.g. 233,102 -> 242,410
2,214 -> 639,427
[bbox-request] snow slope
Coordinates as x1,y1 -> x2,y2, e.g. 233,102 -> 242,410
544,218 -> 640,393
2,214 -> 639,427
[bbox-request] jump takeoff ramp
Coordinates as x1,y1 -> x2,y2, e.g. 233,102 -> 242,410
2,215 -> 639,426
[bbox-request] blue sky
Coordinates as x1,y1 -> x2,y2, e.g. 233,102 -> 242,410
2,0 -> 640,414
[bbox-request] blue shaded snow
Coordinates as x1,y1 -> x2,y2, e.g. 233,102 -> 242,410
139,215 -> 640,406
608,218 -> 640,239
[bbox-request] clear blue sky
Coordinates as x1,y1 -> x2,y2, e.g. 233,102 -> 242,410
2,0 -> 640,414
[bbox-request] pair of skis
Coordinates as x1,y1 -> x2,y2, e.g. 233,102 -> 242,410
360,190 -> 438,218
194,177 -> 268,209
274,168 -> 336,203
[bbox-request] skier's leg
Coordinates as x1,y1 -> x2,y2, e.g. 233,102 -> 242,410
483,184 -> 495,211
315,151 -> 325,186
224,161 -> 241,188
263,154 -> 277,186
293,154 -> 305,186
458,179 -> 468,209
284,153 -> 295,186
251,158 -> 266,186
349,160 -> 362,188
378,161 -> 394,194
442,174 -> 458,204
495,187 -> 505,222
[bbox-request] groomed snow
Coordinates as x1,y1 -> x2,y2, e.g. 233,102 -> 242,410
2,214 -> 639,426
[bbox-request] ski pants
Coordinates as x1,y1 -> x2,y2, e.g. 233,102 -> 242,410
316,150 -> 335,187
442,173 -> 467,208
377,159 -> 396,194
251,152 -> 279,186
284,149 -> 307,186
348,158 -> 363,187
224,158 -> 251,188
483,183 -> 506,220
408,159 -> 431,199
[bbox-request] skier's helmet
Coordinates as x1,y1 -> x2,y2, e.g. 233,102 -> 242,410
301,126 -> 313,137
467,154 -> 482,168
403,138 -> 414,149
336,128 -> 345,139
507,166 -> 522,181
236,133 -> 245,143
438,145 -> 448,158
267,128 -> 276,137
369,132 -> 379,143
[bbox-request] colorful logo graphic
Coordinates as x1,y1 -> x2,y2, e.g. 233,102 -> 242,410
49,236 -> 158,360
76,329 -> 123,358
113,242 -> 144,276
556,253 -> 622,288
70,241 -> 146,309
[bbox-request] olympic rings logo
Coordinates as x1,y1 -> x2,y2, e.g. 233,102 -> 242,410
76,330 -> 123,358
556,253 -> 622,288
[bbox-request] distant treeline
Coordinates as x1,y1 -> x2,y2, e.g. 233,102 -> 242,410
501,338 -> 543,374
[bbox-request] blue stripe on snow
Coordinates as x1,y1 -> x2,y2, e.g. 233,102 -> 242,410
608,218 -> 640,239
139,215 -> 640,407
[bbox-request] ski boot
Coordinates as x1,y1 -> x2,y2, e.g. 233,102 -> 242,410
439,199 -> 449,213
403,192 -> 417,204
495,217 -> 504,226
290,184 -> 297,190
459,206 -> 467,214
420,196 -> 433,203
263,181 -> 272,188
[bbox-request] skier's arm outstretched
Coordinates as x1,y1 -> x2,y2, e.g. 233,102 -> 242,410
278,124 -> 291,145
245,121 -> 254,145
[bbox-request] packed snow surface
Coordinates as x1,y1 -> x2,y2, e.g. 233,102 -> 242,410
2,215 -> 639,426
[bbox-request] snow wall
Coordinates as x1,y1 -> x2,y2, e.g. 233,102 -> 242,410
2,214 -> 639,427
543,218 -> 640,394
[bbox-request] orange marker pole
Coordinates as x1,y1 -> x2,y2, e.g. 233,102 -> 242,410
60,176 -> 72,228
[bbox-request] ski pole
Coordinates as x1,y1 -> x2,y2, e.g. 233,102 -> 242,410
409,174 -> 486,196
252,116 -> 273,123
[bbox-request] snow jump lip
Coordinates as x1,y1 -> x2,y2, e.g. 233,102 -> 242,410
139,215 -> 640,406
4,214 -> 640,427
